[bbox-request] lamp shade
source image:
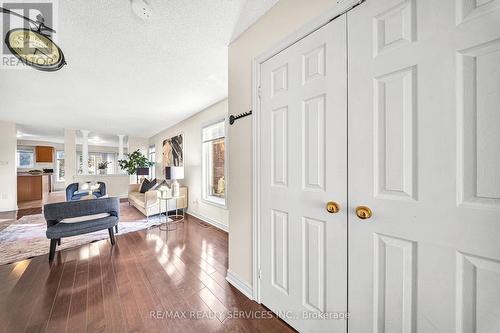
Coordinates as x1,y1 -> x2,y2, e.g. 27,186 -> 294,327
136,167 -> 149,176
165,166 -> 184,180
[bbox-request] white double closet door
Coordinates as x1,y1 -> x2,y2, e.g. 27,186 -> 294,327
260,14 -> 347,333
259,0 -> 500,332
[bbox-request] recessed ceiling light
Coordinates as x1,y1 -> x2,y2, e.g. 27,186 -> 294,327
89,136 -> 102,144
131,0 -> 152,20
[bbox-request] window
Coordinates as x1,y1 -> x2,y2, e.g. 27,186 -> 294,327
148,145 -> 156,178
17,148 -> 34,168
77,152 -> 117,175
56,151 -> 65,181
202,120 -> 226,206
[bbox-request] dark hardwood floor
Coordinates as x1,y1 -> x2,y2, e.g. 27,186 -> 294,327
0,213 -> 295,333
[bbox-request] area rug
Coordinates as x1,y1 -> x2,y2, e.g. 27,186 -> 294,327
0,214 -> 170,265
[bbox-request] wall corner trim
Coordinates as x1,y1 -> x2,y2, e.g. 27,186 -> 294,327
186,210 -> 229,232
226,269 -> 254,300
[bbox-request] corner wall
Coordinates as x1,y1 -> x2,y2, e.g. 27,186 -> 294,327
0,121 -> 17,212
227,0 -> 340,285
149,99 -> 229,229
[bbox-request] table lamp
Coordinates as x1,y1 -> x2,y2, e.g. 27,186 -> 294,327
165,166 -> 184,197
136,167 -> 149,183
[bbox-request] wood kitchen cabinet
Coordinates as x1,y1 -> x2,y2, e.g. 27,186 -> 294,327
17,174 -> 51,202
35,146 -> 54,163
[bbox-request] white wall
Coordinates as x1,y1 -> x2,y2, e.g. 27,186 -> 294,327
128,136 -> 149,155
0,121 -> 17,212
149,99 -> 229,229
227,0 -> 340,285
73,174 -> 129,198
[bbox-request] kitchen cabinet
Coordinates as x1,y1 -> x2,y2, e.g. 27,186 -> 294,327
35,146 -> 54,163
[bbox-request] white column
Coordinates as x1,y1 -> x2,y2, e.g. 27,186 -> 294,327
64,129 -> 76,186
117,134 -> 125,174
118,134 -> 125,160
80,130 -> 90,175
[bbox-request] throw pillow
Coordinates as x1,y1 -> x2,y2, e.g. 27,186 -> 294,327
139,178 -> 150,193
138,177 -> 145,188
74,190 -> 89,195
150,179 -> 164,191
141,178 -> 157,193
139,178 -> 157,193
61,213 -> 111,224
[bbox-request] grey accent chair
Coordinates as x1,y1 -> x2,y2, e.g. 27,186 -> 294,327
44,197 -> 120,261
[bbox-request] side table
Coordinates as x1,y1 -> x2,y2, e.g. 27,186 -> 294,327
158,195 -> 185,231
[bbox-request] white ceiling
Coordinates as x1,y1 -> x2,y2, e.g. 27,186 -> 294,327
0,0 -> 277,138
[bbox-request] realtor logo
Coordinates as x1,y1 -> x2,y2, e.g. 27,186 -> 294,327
1,0 -> 58,69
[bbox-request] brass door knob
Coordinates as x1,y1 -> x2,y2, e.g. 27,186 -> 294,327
355,206 -> 372,219
326,201 -> 340,214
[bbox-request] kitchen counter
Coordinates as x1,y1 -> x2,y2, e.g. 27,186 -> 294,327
17,173 -> 52,202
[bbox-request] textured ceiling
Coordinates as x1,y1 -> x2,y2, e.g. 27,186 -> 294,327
0,0 -> 275,138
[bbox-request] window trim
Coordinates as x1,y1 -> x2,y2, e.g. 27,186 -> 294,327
148,144 -> 156,179
201,118 -> 228,209
76,151 -> 118,175
55,150 -> 65,182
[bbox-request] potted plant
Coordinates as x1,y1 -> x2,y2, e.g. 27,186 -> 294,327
118,149 -> 154,178
97,161 -> 111,175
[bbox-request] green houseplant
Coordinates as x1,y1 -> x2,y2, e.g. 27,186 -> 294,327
118,149 -> 154,175
97,161 -> 111,175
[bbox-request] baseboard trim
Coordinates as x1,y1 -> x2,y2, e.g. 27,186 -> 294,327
226,269 -> 253,300
186,210 -> 229,233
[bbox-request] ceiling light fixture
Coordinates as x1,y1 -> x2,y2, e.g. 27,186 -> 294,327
1,7 -> 66,71
89,137 -> 101,144
131,0 -> 152,20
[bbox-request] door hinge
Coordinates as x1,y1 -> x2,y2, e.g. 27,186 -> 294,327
258,86 -> 262,98
258,268 -> 262,279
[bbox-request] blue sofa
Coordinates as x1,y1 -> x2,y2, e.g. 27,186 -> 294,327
44,197 -> 120,261
66,181 -> 106,201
